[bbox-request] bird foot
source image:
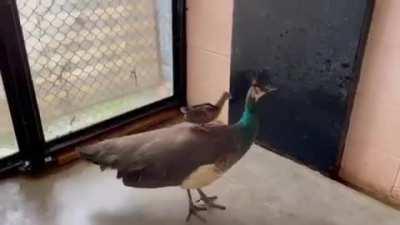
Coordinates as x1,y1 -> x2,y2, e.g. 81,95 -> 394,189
186,204 -> 207,223
197,195 -> 226,210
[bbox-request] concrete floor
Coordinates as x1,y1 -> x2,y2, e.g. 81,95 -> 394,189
1,145 -> 399,225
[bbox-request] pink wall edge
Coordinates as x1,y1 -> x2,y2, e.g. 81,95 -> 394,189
340,0 -> 400,205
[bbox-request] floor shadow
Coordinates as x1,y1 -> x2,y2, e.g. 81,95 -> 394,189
90,204 -> 341,225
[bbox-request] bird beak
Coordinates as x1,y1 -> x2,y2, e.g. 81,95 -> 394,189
264,85 -> 278,93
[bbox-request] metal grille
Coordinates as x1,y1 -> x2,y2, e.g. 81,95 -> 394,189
17,0 -> 166,122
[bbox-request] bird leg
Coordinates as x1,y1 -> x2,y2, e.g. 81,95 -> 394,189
186,189 -> 207,223
196,189 -> 227,210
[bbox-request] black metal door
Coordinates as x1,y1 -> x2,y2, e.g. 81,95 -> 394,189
230,0 -> 374,175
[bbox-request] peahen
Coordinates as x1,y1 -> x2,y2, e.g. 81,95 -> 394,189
78,80 -> 277,222
180,91 -> 231,130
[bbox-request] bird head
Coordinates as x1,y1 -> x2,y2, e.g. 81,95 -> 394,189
245,79 -> 277,112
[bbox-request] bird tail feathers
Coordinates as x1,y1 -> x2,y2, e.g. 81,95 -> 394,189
78,141 -> 119,171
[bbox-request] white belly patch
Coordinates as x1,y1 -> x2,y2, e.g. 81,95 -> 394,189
181,164 -> 223,189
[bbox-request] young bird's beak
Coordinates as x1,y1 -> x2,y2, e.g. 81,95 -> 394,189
264,85 -> 278,93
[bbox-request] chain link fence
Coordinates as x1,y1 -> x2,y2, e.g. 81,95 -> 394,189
12,0 -> 173,140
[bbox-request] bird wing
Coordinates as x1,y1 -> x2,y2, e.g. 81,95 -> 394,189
78,130 -> 154,171
79,122 -> 240,188
120,123 -> 241,187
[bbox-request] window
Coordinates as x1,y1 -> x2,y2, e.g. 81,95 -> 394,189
17,0 -> 175,140
0,0 -> 185,170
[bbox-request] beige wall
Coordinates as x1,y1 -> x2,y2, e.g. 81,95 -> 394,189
340,0 -> 400,205
186,0 -> 233,123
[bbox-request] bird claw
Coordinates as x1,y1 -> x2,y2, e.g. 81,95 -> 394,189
197,196 -> 226,210
196,196 -> 218,203
199,202 -> 227,210
186,204 -> 207,223
193,205 -> 208,211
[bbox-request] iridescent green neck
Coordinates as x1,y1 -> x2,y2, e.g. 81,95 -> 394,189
235,105 -> 259,148
237,107 -> 259,129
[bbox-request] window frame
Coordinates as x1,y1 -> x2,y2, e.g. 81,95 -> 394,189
0,0 -> 186,172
